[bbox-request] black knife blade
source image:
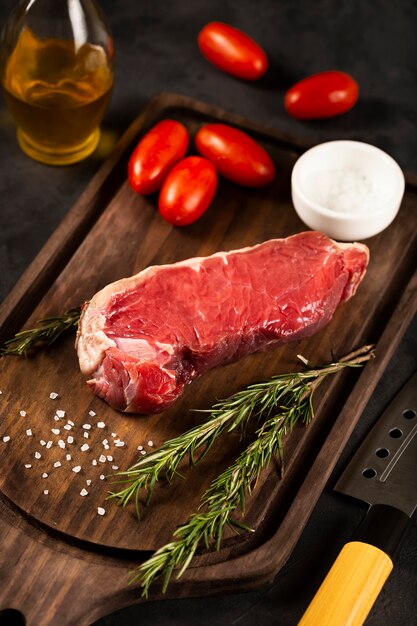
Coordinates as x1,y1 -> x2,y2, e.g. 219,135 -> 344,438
335,370 -> 417,516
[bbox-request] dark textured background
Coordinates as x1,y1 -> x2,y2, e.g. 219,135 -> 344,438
0,1 -> 416,624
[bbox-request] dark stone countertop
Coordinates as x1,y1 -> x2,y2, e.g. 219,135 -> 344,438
0,1 -> 416,624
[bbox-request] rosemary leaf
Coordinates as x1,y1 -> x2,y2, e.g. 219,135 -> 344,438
1,307 -> 82,357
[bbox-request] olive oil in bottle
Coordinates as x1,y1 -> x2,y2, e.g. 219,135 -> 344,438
1,0 -> 114,165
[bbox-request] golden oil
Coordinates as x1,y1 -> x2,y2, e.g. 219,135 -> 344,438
2,28 -> 113,165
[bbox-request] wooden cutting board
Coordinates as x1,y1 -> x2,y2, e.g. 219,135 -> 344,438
0,93 -> 416,626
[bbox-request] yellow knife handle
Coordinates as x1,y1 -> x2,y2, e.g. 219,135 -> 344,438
297,505 -> 411,626
297,541 -> 392,626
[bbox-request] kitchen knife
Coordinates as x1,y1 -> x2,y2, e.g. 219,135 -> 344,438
298,370 -> 417,626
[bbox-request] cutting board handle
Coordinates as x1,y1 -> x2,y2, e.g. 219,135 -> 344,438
297,504 -> 411,626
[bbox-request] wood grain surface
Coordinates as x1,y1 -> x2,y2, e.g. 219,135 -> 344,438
0,93 -> 416,625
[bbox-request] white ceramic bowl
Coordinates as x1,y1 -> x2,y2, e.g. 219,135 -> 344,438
291,140 -> 405,241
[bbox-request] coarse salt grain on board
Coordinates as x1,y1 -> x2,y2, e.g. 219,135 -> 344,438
86,479 -> 92,486
24,464 -> 32,469
80,488 -> 88,497
97,422 -> 105,428
51,428 -> 60,435
111,465 -> 119,470
99,454 -> 106,463
40,440 -> 46,446
19,410 -> 26,417
83,424 -> 91,430
34,451 -> 41,459
58,440 -> 65,449
83,432 -> 89,439
42,473 -> 48,478
66,454 -> 71,461
43,490 -> 49,495
56,410 -> 65,418
106,455 -> 113,462
111,433 -> 117,438
99,475 -> 105,480
49,392 -> 58,400
80,443 -> 89,452
148,440 -> 154,447
97,507 -> 105,516
92,459 -> 97,466
64,424 -> 72,431
54,416 -> 60,421
67,420 -> 75,427
89,410 -> 96,417
140,450 -> 146,455
72,466 -> 81,473
26,429 -> 32,436
137,445 -> 143,451
46,440 -> 53,449
103,444 -> 109,450
53,461 -> 61,468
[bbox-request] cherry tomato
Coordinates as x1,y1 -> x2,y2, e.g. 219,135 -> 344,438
195,123 -> 275,187
128,120 -> 189,195
158,157 -> 218,226
284,71 -> 359,119
198,22 -> 268,81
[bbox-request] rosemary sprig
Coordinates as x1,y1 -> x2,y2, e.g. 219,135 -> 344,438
113,345 -> 374,596
1,307 -> 82,356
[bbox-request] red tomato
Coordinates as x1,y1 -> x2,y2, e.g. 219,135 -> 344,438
284,71 -> 359,119
198,22 -> 268,81
128,120 -> 189,195
195,123 -> 275,187
158,157 -> 218,226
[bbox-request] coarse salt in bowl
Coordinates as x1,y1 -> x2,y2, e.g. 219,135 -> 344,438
291,140 -> 405,241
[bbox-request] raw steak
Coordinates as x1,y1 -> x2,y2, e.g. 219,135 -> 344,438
76,231 -> 369,414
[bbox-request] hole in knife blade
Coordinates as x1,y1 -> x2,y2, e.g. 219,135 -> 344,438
375,448 -> 389,458
362,468 -> 377,478
403,409 -> 416,420
389,428 -> 402,438
0,609 -> 26,626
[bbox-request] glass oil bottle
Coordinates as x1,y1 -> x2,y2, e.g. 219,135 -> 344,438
1,0 -> 114,165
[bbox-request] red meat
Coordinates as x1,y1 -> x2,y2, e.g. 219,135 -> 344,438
76,231 -> 369,414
